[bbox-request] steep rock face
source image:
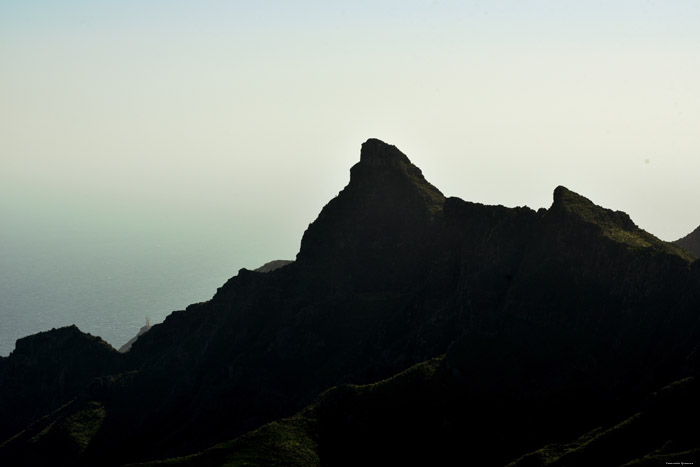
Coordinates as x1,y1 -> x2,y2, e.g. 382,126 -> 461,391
0,326 -> 122,443
675,224 -> 700,258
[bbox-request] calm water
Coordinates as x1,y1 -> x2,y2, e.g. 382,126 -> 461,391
0,237 -> 244,357
0,182 -> 306,357
0,209 -> 293,357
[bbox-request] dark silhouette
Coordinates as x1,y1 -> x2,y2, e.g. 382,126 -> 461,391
674,224 -> 700,258
1,139 -> 699,466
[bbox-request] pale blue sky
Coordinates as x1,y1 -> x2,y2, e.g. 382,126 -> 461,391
2,0 -> 700,353
2,0 -> 700,252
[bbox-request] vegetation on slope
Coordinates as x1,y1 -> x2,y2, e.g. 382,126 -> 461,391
508,377 -> 700,466
551,186 -> 694,261
0,399 -> 106,466
129,417 -> 319,467
130,358 -> 444,467
0,325 -> 122,444
132,355 -> 700,467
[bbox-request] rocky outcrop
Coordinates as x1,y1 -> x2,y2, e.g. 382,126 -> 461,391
0,326 -> 122,444
674,224 -> 700,258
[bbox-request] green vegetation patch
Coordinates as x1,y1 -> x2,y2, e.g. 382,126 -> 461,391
57,401 -> 106,452
132,358 -> 446,467
405,165 -> 446,215
354,357 -> 442,396
133,416 -> 319,467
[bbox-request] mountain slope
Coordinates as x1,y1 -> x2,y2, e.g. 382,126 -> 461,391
507,376 -> 700,466
129,355 -> 700,466
674,225 -> 700,258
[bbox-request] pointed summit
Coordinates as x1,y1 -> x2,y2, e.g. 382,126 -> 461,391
674,225 -> 700,258
348,139 -> 444,212
549,186 -> 693,261
358,138 -> 411,167
297,139 -> 444,278
551,185 -> 636,231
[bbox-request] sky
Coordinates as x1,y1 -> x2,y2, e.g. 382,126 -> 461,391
2,1 -> 700,242
1,2 -> 700,351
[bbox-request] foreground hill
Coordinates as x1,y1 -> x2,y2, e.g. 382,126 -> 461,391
1,139 -> 699,466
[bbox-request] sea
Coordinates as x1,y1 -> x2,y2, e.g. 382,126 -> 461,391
1,242 -> 228,357
0,218 -> 287,357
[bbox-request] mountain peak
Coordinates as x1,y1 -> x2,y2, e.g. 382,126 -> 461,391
348,139 -> 444,210
674,224 -> 700,259
297,139 -> 444,269
358,138 -> 411,168
551,185 -> 635,229
550,186 -> 693,261
552,185 -> 582,205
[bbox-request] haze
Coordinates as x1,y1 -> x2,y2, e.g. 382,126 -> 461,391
1,1 -> 699,353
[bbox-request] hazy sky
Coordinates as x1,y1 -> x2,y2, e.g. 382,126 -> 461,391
2,0 -> 700,261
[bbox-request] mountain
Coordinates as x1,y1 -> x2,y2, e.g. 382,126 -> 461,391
0,326 -> 122,444
253,260 -> 293,273
1,139 -> 699,466
674,225 -> 700,258
118,320 -> 153,353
